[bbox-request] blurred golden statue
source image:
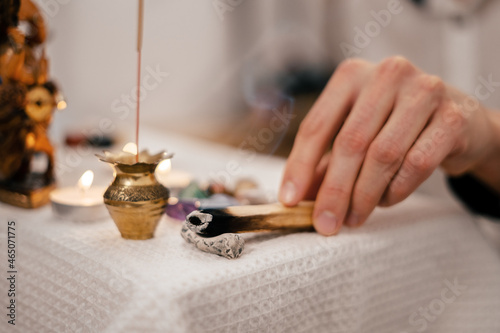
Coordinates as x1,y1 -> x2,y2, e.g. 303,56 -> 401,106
0,0 -> 64,208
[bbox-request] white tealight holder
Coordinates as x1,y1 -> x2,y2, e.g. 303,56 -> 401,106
50,170 -> 108,222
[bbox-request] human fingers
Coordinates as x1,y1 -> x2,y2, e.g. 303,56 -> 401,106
304,152 -> 331,200
380,99 -> 465,207
346,74 -> 444,227
313,56 -> 416,235
279,59 -> 371,207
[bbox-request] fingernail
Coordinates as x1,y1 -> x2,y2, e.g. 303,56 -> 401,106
346,213 -> 359,227
280,181 -> 296,204
315,210 -> 338,236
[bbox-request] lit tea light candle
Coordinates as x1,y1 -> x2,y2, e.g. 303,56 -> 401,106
155,159 -> 193,189
50,170 -> 108,221
122,142 -> 138,156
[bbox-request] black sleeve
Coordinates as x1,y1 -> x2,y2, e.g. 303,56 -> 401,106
447,174 -> 500,219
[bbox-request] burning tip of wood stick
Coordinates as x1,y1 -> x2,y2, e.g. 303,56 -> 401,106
186,211 -> 213,233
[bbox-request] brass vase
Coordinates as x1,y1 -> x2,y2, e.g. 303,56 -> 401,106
97,150 -> 173,240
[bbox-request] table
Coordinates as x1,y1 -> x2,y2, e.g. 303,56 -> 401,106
1,128 -> 500,332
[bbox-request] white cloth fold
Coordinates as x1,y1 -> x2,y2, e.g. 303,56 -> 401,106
1,193 -> 499,332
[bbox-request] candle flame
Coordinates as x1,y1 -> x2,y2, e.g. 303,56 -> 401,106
167,197 -> 178,205
157,159 -> 172,173
122,142 -> 138,155
55,92 -> 67,110
57,100 -> 67,110
78,170 -> 94,191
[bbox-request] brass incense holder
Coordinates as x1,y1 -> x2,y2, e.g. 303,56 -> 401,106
97,150 -> 173,240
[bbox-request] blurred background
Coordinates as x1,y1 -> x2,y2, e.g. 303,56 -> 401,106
37,0 -> 500,193
43,0 -> 335,155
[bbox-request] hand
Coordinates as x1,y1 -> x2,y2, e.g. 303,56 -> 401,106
279,56 -> 500,235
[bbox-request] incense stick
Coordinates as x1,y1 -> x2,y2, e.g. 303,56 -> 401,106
137,0 -> 144,52
185,201 -> 314,237
135,0 -> 144,162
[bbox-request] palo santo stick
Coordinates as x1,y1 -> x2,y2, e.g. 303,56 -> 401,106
185,201 -> 314,237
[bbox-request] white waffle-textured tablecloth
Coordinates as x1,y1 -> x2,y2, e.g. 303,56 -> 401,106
1,194 -> 500,333
1,129 -> 500,332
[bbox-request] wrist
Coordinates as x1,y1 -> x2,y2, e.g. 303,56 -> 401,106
469,110 -> 500,193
